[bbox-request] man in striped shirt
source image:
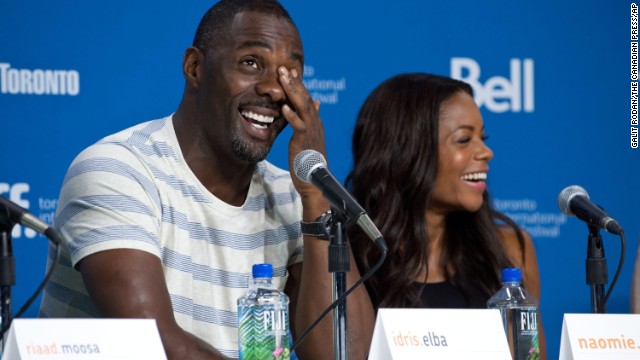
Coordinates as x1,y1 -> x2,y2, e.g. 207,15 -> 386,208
39,1 -> 375,359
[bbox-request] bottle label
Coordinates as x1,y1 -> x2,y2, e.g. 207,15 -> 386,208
238,304 -> 290,360
512,307 -> 540,360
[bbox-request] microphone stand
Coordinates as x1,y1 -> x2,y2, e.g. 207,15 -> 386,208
327,207 -> 349,360
586,224 -> 607,313
0,224 -> 15,351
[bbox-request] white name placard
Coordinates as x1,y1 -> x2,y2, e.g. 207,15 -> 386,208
560,313 -> 640,360
2,318 -> 167,360
368,308 -> 511,360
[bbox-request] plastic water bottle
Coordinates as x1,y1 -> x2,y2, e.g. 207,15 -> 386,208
487,268 -> 540,360
238,264 -> 290,360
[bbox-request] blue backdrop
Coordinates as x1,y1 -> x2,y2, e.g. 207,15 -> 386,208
1,1 -> 637,358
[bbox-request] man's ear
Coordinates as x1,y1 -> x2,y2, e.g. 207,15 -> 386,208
183,46 -> 203,89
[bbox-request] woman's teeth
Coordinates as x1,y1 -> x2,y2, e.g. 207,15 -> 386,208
461,172 -> 487,181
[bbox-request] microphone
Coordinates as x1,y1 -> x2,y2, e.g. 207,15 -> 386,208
293,149 -> 387,252
0,196 -> 59,244
557,185 -> 623,235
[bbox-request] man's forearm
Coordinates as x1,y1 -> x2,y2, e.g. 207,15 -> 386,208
161,330 -> 230,360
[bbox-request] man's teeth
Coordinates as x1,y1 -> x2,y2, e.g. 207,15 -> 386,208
461,172 -> 487,181
251,123 -> 268,129
241,110 -> 274,128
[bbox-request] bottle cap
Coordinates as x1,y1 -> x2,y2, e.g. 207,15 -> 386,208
501,268 -> 522,282
252,263 -> 273,279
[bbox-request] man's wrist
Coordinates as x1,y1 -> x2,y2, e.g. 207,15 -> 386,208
300,192 -> 330,222
300,210 -> 332,240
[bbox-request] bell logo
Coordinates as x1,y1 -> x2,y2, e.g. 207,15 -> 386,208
0,182 -> 36,238
450,57 -> 535,113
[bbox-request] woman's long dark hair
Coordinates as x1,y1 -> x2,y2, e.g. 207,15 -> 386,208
346,73 -> 525,309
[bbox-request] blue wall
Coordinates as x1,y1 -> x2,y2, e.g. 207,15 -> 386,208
1,1 -> 637,358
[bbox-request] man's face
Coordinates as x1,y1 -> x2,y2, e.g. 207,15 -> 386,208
197,11 -> 303,163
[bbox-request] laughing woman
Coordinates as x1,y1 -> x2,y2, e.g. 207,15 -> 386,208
346,73 -> 546,359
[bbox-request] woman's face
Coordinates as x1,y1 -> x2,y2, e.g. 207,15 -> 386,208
429,91 -> 494,214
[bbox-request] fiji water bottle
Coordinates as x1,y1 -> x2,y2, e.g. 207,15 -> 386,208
487,268 -> 540,360
238,264 -> 290,360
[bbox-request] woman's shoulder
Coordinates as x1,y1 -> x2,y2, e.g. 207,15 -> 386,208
497,224 -> 532,269
497,224 -> 541,292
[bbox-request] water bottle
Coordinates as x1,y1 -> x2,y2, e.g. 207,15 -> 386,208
238,263 -> 290,360
487,268 -> 540,360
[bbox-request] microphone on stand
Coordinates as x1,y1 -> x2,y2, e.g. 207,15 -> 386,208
293,149 -> 387,252
290,150 -> 388,357
557,185 -> 623,235
557,184 -> 625,314
0,195 -> 62,340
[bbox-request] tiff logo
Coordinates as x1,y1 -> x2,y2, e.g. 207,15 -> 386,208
0,182 -> 36,238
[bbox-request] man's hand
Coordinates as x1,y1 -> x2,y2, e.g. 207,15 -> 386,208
277,66 -> 329,213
